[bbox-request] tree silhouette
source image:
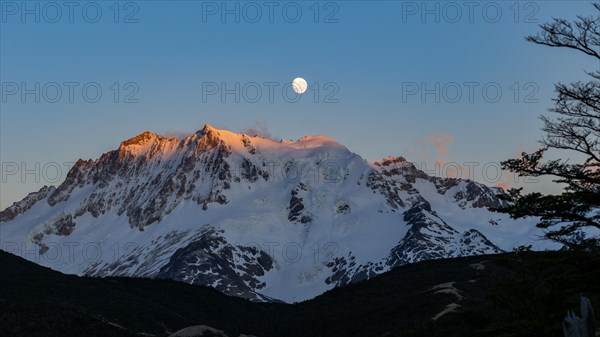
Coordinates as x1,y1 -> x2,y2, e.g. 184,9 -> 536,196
497,4 -> 600,249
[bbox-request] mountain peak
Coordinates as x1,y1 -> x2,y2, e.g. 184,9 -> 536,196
117,131 -> 179,159
121,131 -> 165,147
194,124 -> 242,143
0,123 -> 547,303
190,124 -> 243,149
291,135 -> 348,152
373,156 -> 408,167
199,124 -> 218,135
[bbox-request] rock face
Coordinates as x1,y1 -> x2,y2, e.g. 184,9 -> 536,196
168,325 -> 228,337
168,325 -> 257,337
0,186 -> 55,222
0,125 -> 554,303
563,297 -> 596,337
156,228 -> 275,301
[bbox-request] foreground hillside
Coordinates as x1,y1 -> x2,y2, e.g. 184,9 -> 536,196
1,249 -> 598,337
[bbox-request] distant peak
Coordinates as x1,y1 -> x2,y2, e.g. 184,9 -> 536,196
187,124 -> 245,150
291,135 -> 349,151
194,124 -> 222,138
202,124 -> 217,133
120,125 -> 353,154
373,156 -> 408,167
121,131 -> 162,147
296,135 -> 343,145
117,131 -> 179,159
298,135 -> 331,141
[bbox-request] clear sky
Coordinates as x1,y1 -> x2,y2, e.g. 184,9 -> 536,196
1,0 -> 597,209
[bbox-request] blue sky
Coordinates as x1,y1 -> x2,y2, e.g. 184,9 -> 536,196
1,1 -> 597,209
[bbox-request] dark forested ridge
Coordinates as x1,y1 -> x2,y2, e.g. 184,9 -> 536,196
1,249 -> 599,337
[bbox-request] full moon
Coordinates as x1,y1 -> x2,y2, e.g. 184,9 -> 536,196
292,77 -> 308,94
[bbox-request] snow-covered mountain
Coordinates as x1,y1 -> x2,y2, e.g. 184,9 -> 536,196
0,125 -> 552,302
